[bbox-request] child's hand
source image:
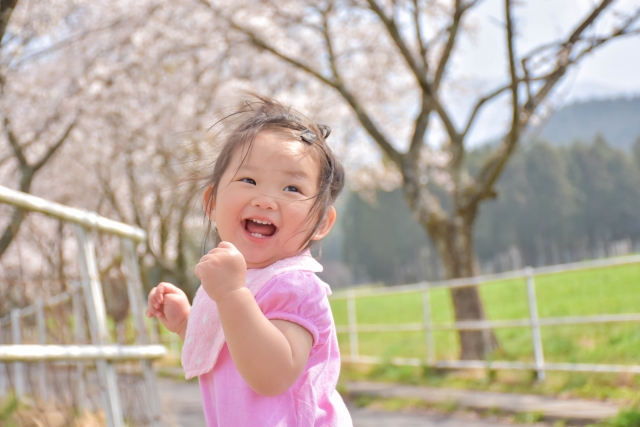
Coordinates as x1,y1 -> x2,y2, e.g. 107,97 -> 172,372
146,282 -> 190,339
195,241 -> 247,303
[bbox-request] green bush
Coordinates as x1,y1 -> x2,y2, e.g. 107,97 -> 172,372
607,409 -> 640,427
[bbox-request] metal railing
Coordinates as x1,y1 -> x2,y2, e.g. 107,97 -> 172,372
330,254 -> 640,381
0,185 -> 166,427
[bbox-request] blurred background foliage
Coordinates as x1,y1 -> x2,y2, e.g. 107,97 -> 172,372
324,125 -> 640,286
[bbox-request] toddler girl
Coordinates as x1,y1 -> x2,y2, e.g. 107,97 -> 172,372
146,96 -> 353,426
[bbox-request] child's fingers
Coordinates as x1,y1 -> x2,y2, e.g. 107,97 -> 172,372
148,282 -> 184,318
157,282 -> 183,296
147,287 -> 158,310
148,288 -> 161,310
217,241 -> 235,250
148,286 -> 165,315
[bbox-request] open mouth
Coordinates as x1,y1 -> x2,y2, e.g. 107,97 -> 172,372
244,218 -> 277,238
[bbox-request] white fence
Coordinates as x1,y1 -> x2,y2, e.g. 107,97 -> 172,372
330,254 -> 640,381
0,185 -> 166,427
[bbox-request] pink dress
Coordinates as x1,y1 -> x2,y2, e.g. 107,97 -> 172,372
181,252 -> 353,427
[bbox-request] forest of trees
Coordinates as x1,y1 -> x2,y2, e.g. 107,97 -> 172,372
537,97 -> 640,151
325,135 -> 640,286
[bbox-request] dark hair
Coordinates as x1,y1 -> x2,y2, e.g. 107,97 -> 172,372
202,94 -> 345,252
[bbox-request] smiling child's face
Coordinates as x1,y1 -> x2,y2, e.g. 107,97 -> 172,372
207,131 -> 335,269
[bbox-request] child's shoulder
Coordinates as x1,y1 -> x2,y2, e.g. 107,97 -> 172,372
262,268 -> 330,299
257,269 -> 334,345
256,269 -> 331,315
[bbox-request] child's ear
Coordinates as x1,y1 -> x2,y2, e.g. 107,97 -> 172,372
203,186 -> 216,220
311,206 -> 337,241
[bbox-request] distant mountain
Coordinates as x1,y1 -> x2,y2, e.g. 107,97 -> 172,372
535,97 -> 640,150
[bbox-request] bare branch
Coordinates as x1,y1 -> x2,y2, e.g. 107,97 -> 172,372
567,0 -> 615,45
528,0 -> 616,111
203,1 -> 404,167
5,117 -> 27,167
505,0 -> 520,146
97,169 -> 126,223
462,83 -> 512,138
364,1 -> 464,143
408,95 -> 432,157
465,0 -> 521,207
366,0 -> 428,87
319,9 -> 403,166
1,77 -> 80,261
320,8 -> 340,84
411,0 -> 428,66
32,116 -> 79,172
468,0 -> 621,209
432,1 -> 485,90
433,0 -> 465,90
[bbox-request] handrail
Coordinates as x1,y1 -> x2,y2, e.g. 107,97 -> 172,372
0,185 -> 146,242
0,345 -> 167,362
0,185 -> 160,427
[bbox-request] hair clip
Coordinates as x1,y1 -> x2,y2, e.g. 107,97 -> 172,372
301,125 -> 331,144
318,124 -> 331,139
301,130 -> 317,144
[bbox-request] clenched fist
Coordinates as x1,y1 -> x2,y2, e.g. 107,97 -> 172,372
195,241 -> 247,303
146,282 -> 190,339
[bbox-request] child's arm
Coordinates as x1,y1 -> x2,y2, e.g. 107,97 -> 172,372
195,242 -> 313,397
146,282 -> 191,341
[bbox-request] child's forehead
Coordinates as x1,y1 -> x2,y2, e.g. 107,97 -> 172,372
232,133 -> 320,173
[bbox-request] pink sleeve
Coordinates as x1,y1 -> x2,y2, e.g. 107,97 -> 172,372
254,270 -> 332,347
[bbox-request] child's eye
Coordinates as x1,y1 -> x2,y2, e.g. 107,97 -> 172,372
240,178 -> 256,185
284,185 -> 300,193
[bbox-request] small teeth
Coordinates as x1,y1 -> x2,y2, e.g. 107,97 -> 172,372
251,219 -> 272,225
250,232 -> 267,238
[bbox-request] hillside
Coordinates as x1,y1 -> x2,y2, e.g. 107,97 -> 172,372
536,97 -> 640,150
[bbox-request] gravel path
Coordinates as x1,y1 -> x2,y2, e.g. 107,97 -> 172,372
157,378 -> 513,427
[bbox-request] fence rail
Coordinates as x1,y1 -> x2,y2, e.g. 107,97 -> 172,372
0,185 -> 146,241
0,185 -> 163,427
330,256 -> 640,381
0,345 -> 166,362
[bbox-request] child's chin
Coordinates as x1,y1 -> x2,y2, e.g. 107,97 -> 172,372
243,251 -> 276,269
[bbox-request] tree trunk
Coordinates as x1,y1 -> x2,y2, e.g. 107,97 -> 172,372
425,212 -> 499,360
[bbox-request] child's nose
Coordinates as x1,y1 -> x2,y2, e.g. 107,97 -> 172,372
251,193 -> 278,210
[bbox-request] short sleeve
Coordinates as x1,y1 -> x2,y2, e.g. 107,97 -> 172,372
254,269 -> 333,348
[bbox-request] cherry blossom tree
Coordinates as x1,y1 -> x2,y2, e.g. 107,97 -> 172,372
199,0 -> 640,359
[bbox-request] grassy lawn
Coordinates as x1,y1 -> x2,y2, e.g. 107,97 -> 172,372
331,262 -> 640,403
330,262 -> 640,364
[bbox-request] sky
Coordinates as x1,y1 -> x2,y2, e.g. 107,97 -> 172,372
445,0 -> 640,145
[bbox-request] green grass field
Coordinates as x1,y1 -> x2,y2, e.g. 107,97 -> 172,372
330,262 -> 640,405
330,262 -> 640,366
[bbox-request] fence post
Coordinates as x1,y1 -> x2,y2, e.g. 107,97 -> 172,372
75,223 -> 123,427
0,325 -> 5,398
36,298 -> 48,401
169,333 -> 179,359
149,317 -> 159,345
72,284 -> 87,408
11,309 -> 25,398
525,267 -> 545,381
121,238 -> 162,426
421,285 -> 436,366
347,290 -> 359,363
